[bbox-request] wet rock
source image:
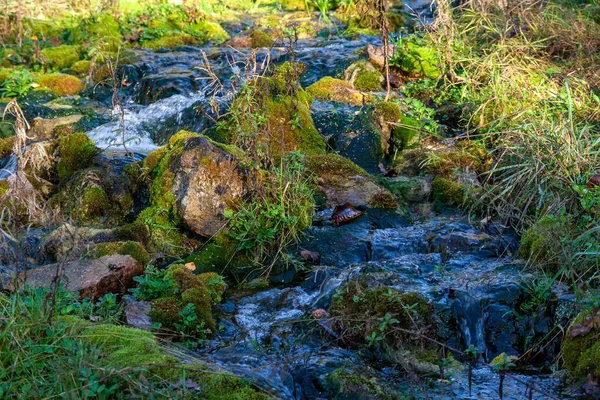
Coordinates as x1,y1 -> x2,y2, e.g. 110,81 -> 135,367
172,135 -> 246,237
306,154 -> 395,208
137,72 -> 199,105
123,295 -> 153,331
312,103 -> 384,174
15,255 -> 144,299
428,221 -> 493,257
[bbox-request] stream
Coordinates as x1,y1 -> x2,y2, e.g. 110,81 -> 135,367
0,2 -> 575,398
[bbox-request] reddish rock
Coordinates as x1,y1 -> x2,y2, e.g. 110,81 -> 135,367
16,255 -> 144,299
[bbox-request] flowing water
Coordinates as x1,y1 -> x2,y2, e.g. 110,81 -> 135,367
1,2 -> 572,397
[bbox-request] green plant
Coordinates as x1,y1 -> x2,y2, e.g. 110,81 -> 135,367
174,302 -> 208,339
225,151 -> 315,271
0,69 -> 35,97
130,265 -> 177,301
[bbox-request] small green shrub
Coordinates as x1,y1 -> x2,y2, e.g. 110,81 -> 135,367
0,69 -> 34,97
130,265 -> 177,301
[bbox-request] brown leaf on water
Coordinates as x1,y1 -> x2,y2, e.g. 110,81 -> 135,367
569,308 -> 600,339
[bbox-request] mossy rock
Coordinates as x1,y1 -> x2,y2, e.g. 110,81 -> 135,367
519,215 -> 569,269
90,241 -> 150,266
78,14 -> 123,52
263,96 -> 326,156
80,186 -> 109,220
354,70 -> 383,91
186,20 -> 229,44
34,73 -> 84,96
41,45 -> 80,71
142,33 -> 199,51
70,60 -> 91,76
425,141 -> 492,177
563,312 -> 600,378
305,153 -> 368,177
78,321 -> 178,371
56,133 -> 98,180
136,206 -> 196,257
307,76 -> 373,106
325,367 -> 401,400
0,67 -> 14,84
250,30 -> 275,48
392,36 -> 441,79
431,177 -> 466,208
329,279 -> 437,352
186,233 -> 251,278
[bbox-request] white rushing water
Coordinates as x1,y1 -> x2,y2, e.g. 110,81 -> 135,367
85,92 -> 207,153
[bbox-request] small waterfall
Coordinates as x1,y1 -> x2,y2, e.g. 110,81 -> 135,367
452,292 -> 488,361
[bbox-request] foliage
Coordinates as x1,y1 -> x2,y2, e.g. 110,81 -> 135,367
129,265 -> 177,301
0,69 -> 35,97
225,151 -> 315,268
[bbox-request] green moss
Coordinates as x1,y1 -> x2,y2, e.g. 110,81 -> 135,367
80,186 -> 108,220
264,96 -> 326,156
34,73 -> 84,96
0,136 -> 15,159
392,36 -> 441,79
90,241 -> 150,266
81,14 -> 123,52
425,141 -> 492,177
250,30 -> 275,48
187,20 -> 229,44
519,215 -> 569,268
80,322 -> 177,370
329,279 -> 437,352
344,17 -> 381,36
373,101 -> 402,122
41,45 -> 80,71
136,207 -> 182,255
149,296 -> 183,329
70,60 -> 91,76
305,153 -> 368,177
186,233 -> 249,277
56,133 -> 98,180
368,190 -> 398,210
563,312 -> 600,377
431,177 -> 465,208
112,221 -> 150,245
307,76 -> 370,106
354,70 -> 383,91
142,33 -> 199,51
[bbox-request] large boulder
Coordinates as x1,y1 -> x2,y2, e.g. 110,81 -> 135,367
16,255 -> 144,299
172,136 -> 247,237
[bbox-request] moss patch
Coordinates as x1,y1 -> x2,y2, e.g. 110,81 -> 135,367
70,60 -> 91,76
0,136 -> 15,159
519,215 -> 569,269
250,30 -> 274,48
307,76 -> 372,106
41,45 -> 80,71
80,186 -> 109,220
56,133 -> 98,180
305,153 -> 368,177
35,73 -> 84,96
563,312 -> 600,378
354,70 -> 383,91
90,241 -> 150,266
432,177 -> 465,207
